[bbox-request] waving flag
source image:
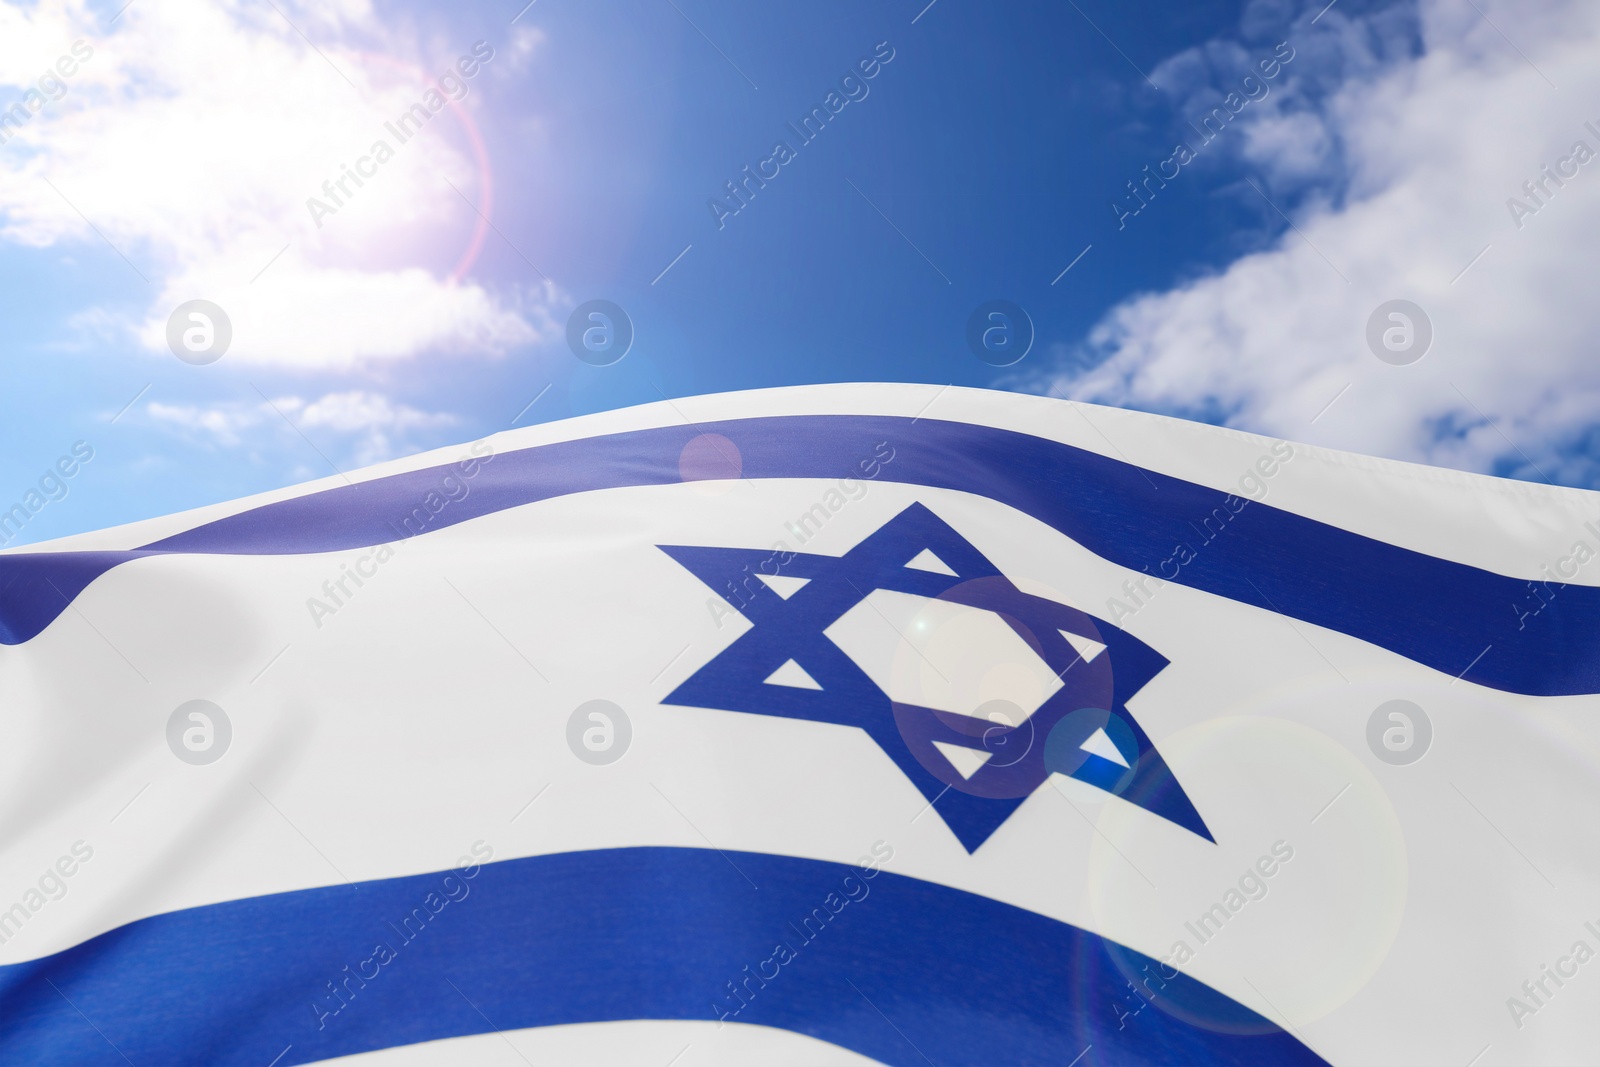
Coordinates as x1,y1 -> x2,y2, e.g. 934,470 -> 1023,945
0,384 -> 1594,1066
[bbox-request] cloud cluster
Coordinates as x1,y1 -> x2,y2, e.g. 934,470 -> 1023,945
147,390 -> 454,466
1037,0 -> 1600,487
0,0 -> 550,371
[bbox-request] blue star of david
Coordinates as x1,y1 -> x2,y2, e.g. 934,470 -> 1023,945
659,503 -> 1213,852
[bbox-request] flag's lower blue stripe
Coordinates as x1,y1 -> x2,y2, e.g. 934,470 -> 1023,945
0,847 -> 1324,1066
1,413 -> 1589,695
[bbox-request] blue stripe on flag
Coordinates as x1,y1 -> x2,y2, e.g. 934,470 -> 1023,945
0,847 -> 1326,1066
0,415 -> 1591,694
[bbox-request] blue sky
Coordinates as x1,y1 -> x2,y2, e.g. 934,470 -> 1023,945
1,0 -> 1596,546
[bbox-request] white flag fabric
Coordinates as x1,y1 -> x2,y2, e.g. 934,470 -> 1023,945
0,383 -> 1595,1066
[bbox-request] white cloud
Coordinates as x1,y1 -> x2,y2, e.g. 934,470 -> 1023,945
505,25 -> 546,67
1037,0 -> 1600,486
138,256 -> 550,371
0,0 -> 552,369
146,390 -> 454,465
146,400 -> 264,447
289,390 -> 454,434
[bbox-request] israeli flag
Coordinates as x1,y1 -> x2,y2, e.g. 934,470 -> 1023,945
0,385 -> 1595,1066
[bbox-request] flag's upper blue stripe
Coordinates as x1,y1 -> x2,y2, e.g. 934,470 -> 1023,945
0,846 -> 1325,1066
0,414 -> 1592,695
